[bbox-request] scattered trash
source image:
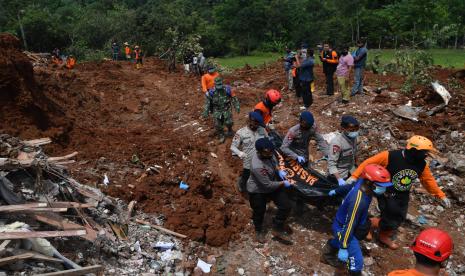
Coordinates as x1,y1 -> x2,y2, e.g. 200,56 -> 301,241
179,181 -> 189,190
392,104 -> 422,121
152,242 -> 174,251
431,81 -> 451,105
210,152 -> 218,158
417,215 -> 428,225
196,259 -> 212,273
103,173 -> 110,186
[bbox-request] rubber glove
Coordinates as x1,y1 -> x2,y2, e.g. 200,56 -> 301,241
338,249 -> 349,262
345,177 -> 357,185
297,156 -> 306,164
278,170 -> 287,180
338,178 -> 346,186
283,180 -> 291,188
328,190 -> 336,196
441,197 -> 451,208
237,151 -> 247,159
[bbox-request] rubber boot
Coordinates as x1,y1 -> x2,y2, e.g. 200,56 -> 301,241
255,230 -> 266,244
226,126 -> 234,137
320,240 -> 343,268
271,225 -> 292,245
379,229 -> 399,250
366,217 -> 380,241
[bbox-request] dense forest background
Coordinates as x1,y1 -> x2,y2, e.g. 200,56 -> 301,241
1,0 -> 465,59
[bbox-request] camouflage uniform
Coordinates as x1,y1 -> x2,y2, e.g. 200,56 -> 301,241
203,78 -> 240,142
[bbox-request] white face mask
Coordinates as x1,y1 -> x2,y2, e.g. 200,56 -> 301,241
346,131 -> 359,139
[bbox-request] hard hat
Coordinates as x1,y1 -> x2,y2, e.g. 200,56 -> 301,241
265,89 -> 281,104
406,135 -> 437,153
135,45 -> 140,49
411,228 -> 453,262
361,164 -> 392,186
300,111 -> 314,126
124,42 -> 129,45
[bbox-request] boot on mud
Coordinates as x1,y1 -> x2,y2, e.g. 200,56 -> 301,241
320,240 -> 343,268
366,217 -> 381,241
226,126 -> 234,137
282,223 -> 293,235
271,225 -> 293,245
255,230 -> 266,243
379,229 -> 399,250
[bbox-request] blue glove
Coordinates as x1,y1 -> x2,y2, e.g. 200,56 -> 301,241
328,190 -> 336,196
338,248 -> 349,262
278,170 -> 287,180
338,178 -> 346,186
297,156 -> 306,164
283,180 -> 291,188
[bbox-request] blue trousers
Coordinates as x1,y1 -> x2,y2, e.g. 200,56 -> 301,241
330,222 -> 363,272
351,67 -> 364,95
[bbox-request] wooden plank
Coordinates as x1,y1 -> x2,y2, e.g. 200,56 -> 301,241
0,230 -> 86,240
0,253 -> 34,266
48,152 -> 78,162
0,240 -> 11,256
49,202 -> 97,209
35,265 -> 104,276
23,138 -> 52,146
0,203 -> 47,212
135,219 -> 187,239
24,207 -> 68,213
32,214 -> 85,230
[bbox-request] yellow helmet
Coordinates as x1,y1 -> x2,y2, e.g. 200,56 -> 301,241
406,135 -> 438,153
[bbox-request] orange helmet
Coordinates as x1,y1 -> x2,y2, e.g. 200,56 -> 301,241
406,135 -> 437,153
411,228 -> 453,262
265,89 -> 281,104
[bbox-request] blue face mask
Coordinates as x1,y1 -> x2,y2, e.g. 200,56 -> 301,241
346,131 -> 359,139
373,186 -> 387,195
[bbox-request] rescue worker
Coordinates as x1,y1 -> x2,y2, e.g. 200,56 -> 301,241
322,164 -> 393,275
247,137 -> 293,243
327,115 -> 360,185
281,111 -> 328,168
351,39 -> 368,96
295,49 -> 315,109
230,112 -> 267,193
291,56 -> 300,98
320,42 -> 339,96
347,135 -> 452,249
201,66 -> 220,94
65,55 -> 76,69
388,228 -> 453,276
254,89 -> 282,127
111,42 -> 119,61
124,42 -> 131,60
134,46 -> 143,69
284,48 -> 294,90
198,52 -> 206,75
202,78 -> 240,143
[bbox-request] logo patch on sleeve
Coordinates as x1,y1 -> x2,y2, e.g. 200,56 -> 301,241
333,145 -> 341,154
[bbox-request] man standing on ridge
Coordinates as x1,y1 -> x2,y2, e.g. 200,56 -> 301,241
295,49 -> 315,109
346,135 -> 452,249
336,45 -> 354,104
320,42 -> 339,96
351,39 -> 368,96
124,42 -> 131,61
202,78 -> 240,143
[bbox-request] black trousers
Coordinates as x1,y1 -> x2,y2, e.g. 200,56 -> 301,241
299,80 -> 313,108
294,77 -> 301,97
237,169 -> 250,192
248,188 -> 291,232
325,71 -> 335,95
378,192 -> 410,231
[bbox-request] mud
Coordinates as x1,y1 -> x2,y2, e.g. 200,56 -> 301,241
1,33 -> 464,273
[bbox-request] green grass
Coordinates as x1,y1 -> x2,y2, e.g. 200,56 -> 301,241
216,49 -> 465,69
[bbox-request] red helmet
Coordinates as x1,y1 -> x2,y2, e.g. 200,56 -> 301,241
361,164 -> 391,186
411,228 -> 453,262
265,89 -> 281,104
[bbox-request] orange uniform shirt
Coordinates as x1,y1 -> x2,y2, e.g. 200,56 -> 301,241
254,101 -> 272,125
201,72 -> 219,92
320,50 -> 339,64
351,151 -> 445,199
388,269 -> 426,276
125,46 -> 131,55
66,57 -> 76,69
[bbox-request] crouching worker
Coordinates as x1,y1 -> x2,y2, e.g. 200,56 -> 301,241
389,228 -> 453,276
322,164 -> 392,275
230,112 -> 267,193
247,138 -> 294,243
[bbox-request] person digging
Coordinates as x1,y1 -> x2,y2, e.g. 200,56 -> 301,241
202,77 -> 240,143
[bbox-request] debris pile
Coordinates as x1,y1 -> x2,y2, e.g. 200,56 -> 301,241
0,134 -> 195,275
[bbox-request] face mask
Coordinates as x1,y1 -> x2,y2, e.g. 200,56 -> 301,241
373,186 -> 386,195
346,131 -> 359,139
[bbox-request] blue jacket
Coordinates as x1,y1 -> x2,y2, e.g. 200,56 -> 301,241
298,57 -> 314,82
284,53 -> 293,71
332,179 -> 372,249
353,47 -> 368,68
